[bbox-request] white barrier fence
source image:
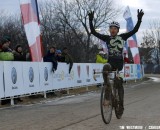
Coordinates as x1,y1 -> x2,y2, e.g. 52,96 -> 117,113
0,62 -> 144,99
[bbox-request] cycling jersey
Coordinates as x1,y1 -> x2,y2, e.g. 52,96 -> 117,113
89,19 -> 142,70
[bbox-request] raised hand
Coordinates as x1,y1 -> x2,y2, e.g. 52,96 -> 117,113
88,11 -> 94,21
137,9 -> 144,21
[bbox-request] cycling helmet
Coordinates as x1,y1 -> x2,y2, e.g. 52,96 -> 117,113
109,21 -> 120,29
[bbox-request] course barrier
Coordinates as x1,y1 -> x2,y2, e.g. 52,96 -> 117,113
0,62 -> 144,100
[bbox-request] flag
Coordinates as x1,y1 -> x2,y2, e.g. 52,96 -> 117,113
123,42 -> 128,57
20,0 -> 43,61
123,6 -> 140,64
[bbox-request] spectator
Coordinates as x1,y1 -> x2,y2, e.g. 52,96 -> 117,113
0,38 -> 14,105
3,36 -> 12,52
124,53 -> 130,64
43,46 -> 58,73
96,51 -> 108,64
0,38 -> 14,61
61,47 -> 73,73
26,51 -> 32,61
13,44 -> 26,61
56,50 -> 63,62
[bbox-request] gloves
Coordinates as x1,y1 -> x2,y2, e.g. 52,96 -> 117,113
88,11 -> 94,21
137,9 -> 144,21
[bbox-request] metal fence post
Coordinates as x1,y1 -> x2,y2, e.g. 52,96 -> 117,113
44,92 -> 47,99
10,97 -> 14,106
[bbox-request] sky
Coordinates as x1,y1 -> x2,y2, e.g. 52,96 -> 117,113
0,0 -> 160,45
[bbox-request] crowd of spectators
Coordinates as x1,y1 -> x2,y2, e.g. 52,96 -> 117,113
0,36 -> 73,105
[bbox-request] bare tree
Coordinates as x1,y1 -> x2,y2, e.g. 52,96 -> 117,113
141,20 -> 160,64
40,0 -> 120,62
0,11 -> 28,51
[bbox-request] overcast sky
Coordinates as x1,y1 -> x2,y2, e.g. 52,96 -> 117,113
0,0 -> 160,45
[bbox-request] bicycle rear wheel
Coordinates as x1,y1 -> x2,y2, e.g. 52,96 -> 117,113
100,85 -> 113,124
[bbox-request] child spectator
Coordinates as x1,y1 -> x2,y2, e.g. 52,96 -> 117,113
56,50 -> 63,62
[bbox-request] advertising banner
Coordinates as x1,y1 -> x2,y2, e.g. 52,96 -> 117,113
22,62 -> 40,94
52,63 -> 74,89
92,63 -> 103,84
73,63 -> 85,87
125,64 -> 130,80
3,62 -> 24,97
0,62 -> 4,98
1,62 -> 145,98
39,62 -> 53,91
83,64 -> 94,86
137,64 -> 142,79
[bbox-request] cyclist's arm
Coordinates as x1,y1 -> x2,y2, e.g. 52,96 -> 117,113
120,20 -> 142,41
89,19 -> 109,41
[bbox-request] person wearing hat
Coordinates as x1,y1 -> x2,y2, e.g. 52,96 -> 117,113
56,50 -> 63,62
3,36 -> 12,52
96,51 -> 108,64
0,38 -> 14,105
13,44 -> 26,61
0,38 -> 14,61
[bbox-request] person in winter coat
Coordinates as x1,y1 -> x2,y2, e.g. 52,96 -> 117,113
96,51 -> 108,64
13,44 -> 26,61
0,38 -> 14,61
61,47 -> 73,73
43,46 -> 58,72
0,38 -> 14,105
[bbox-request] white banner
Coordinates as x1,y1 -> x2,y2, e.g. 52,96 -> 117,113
22,62 -> 40,94
52,63 -> 74,89
39,62 -> 53,91
0,62 -> 144,99
92,63 -> 104,84
73,63 -> 86,87
3,62 -> 24,97
0,62 -> 4,98
83,63 -> 94,85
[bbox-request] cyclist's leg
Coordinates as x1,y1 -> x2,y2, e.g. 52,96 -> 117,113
102,63 -> 112,100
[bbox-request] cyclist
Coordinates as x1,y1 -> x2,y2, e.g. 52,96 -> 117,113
88,9 -> 144,114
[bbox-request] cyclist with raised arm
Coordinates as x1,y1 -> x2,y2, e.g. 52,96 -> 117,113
88,9 -> 144,114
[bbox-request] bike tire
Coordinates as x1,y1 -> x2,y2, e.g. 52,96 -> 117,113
114,86 -> 123,119
100,85 -> 113,124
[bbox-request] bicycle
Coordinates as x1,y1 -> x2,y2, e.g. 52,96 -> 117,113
93,69 -> 123,124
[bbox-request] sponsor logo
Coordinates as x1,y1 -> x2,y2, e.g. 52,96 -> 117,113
125,66 -> 130,77
11,67 -> 17,84
53,71 -> 64,81
86,65 -> 90,82
29,67 -> 34,83
86,65 -> 89,77
77,65 -> 81,78
77,65 -> 82,83
44,67 -> 48,81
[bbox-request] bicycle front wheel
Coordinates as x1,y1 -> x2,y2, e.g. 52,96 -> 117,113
114,86 -> 123,119
100,85 -> 113,124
